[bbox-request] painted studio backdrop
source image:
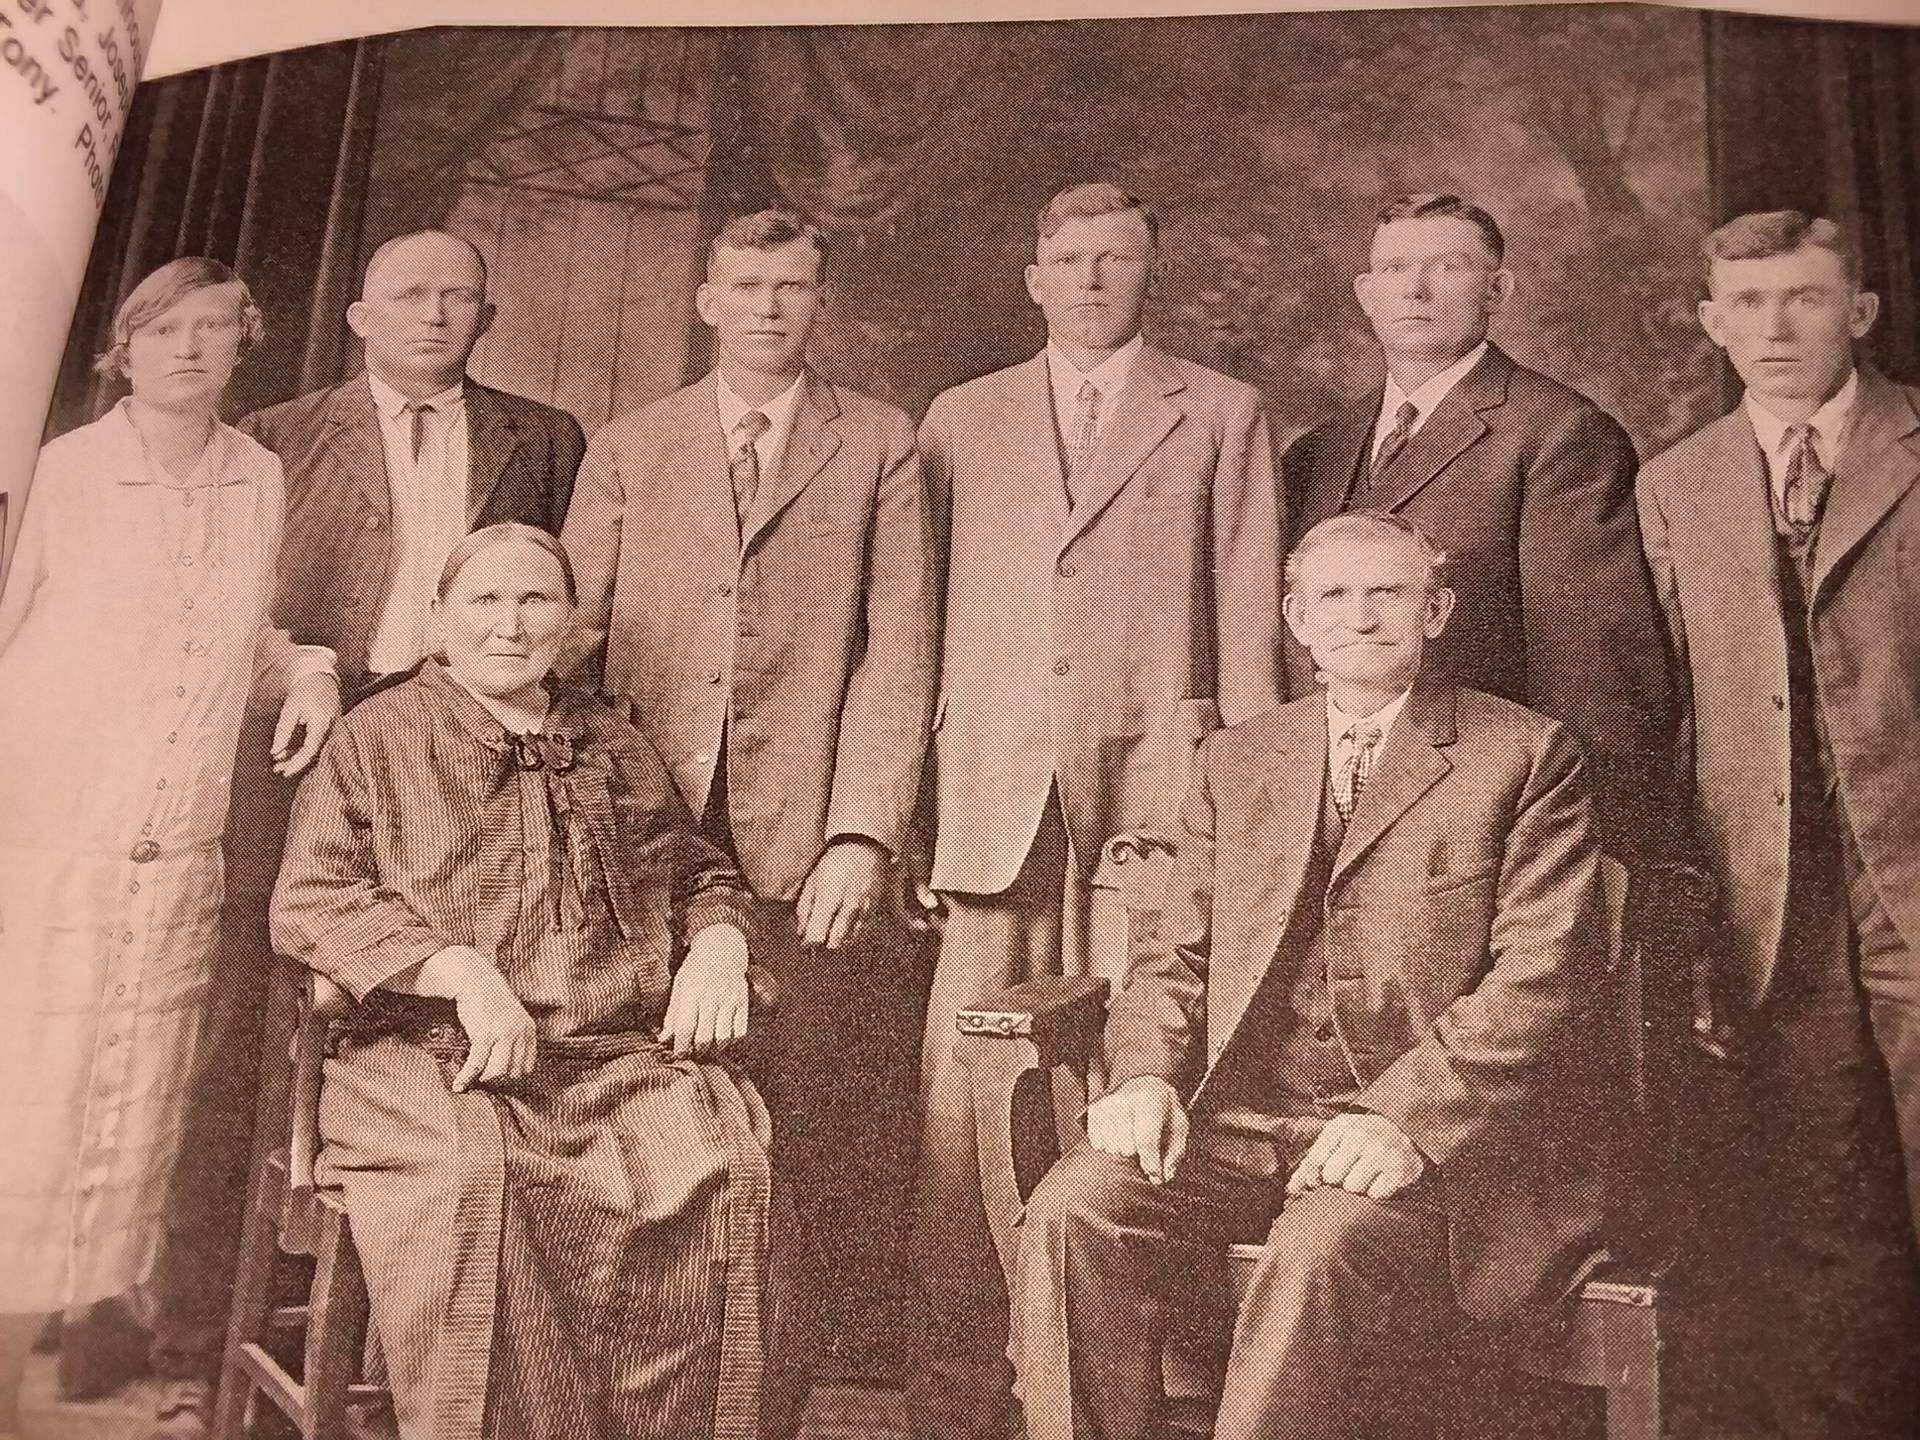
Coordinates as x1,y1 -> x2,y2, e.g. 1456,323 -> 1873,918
32,2 -> 1920,1373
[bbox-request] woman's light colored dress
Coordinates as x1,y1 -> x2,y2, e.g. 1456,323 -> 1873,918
0,400 -> 329,1310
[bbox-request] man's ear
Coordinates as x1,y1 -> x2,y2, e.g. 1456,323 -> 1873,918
1282,590 -> 1312,647
1023,262 -> 1045,310
473,302 -> 497,344
1849,288 -> 1881,341
1697,298 -> 1728,349
345,299 -> 370,341
1485,267 -> 1515,315
694,281 -> 719,331
1422,584 -> 1456,640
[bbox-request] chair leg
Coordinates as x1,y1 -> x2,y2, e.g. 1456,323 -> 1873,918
214,1153 -> 291,1440
303,1201 -> 368,1440
1603,1306 -> 1662,1440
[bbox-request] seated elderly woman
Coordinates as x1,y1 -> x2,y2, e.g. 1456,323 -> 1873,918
271,523 -> 798,1440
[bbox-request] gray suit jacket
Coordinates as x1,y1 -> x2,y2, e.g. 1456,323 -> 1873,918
1638,367 -> 1920,1009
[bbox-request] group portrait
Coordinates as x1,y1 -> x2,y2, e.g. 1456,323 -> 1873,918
1,6 -> 1918,1440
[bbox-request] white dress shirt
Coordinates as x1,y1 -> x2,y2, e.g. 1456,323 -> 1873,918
1371,340 -> 1490,467
716,370 -> 805,496
364,372 -> 469,676
1743,368 -> 1858,507
1046,331 -> 1144,448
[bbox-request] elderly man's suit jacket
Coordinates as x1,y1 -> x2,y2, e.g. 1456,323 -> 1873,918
240,374 -> 584,687
561,369 -> 937,903
1638,367 -> 1920,1011
1282,344 -> 1674,856
921,344 -> 1282,897
1106,683 -> 1613,1322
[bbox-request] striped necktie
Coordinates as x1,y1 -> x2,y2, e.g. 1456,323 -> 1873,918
729,410 -> 771,523
1065,379 -> 1101,505
1334,721 -> 1383,823
1778,422 -> 1832,539
1359,399 -> 1419,502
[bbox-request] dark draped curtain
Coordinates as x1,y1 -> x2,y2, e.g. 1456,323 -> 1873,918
46,29 -> 563,438
1709,13 -> 1920,383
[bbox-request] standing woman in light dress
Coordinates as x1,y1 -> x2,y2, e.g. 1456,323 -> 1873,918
0,257 -> 340,1436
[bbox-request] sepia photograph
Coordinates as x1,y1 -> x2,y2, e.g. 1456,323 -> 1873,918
1,4 -> 1918,1438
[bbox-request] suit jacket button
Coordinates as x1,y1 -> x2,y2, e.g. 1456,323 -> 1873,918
1053,660 -> 1070,676
1314,1021 -> 1336,1043
1773,694 -> 1787,710
364,514 -> 382,530
1058,561 -> 1076,579
1774,787 -> 1788,805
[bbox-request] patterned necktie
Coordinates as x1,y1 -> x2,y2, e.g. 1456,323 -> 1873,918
1065,379 -> 1101,505
729,410 -> 771,523
1779,422 -> 1832,538
1358,399 -> 1419,504
1333,721 -> 1383,823
404,399 -> 435,464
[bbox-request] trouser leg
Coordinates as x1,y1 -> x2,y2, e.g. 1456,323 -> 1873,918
1015,1139 -> 1278,1440
1715,825 -> 1920,1440
1211,1182 -> 1453,1440
1846,827 -> 1920,1248
909,796 -> 1076,1440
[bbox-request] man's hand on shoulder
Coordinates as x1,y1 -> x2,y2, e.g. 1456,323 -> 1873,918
1286,1112 -> 1426,1201
1086,1075 -> 1189,1186
796,838 -> 888,949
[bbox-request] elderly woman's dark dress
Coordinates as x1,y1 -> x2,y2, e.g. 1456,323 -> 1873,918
272,661 -> 791,1440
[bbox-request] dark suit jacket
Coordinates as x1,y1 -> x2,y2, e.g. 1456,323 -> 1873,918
1107,683 -> 1613,1322
241,374 -> 584,686
1282,344 -> 1673,857
1638,367 -> 1920,1011
561,370 -> 937,903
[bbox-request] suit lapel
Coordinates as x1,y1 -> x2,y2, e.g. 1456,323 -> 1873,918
1060,346 -> 1183,551
1004,352 -> 1072,533
1365,345 -> 1509,515
743,371 -> 841,552
1207,705 -> 1328,1069
464,382 -> 519,527
1311,405 -> 1376,524
1686,412 -> 1783,596
319,377 -> 393,523
675,375 -> 747,564
1811,368 -> 1920,603
1330,683 -> 1456,886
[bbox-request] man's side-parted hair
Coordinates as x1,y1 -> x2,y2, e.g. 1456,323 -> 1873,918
1702,209 -> 1863,287
1036,182 -> 1160,248
1284,509 -> 1449,596
1374,193 -> 1506,267
707,208 -> 830,275
93,256 -> 266,380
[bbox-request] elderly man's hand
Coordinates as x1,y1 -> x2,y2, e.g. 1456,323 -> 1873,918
796,839 -> 887,949
271,671 -> 341,778
418,945 -> 539,1092
1086,1075 -> 1189,1185
662,923 -> 751,1056
1286,1112 -> 1427,1201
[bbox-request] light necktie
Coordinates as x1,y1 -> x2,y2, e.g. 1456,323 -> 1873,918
404,399 -> 435,464
1362,399 -> 1420,502
1065,379 -> 1101,505
1779,422 -> 1832,538
1334,721 -> 1383,823
730,410 -> 771,524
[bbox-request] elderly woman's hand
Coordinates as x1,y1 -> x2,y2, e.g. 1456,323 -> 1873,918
272,672 -> 341,778
662,924 -> 751,1057
417,944 -> 539,1091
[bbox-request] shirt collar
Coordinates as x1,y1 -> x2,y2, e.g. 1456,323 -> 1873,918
1743,368 -> 1858,471
1046,332 -> 1144,409
716,370 -> 804,438
1327,687 -> 1411,748
111,398 -> 240,488
366,370 -> 466,422
1382,341 -> 1490,428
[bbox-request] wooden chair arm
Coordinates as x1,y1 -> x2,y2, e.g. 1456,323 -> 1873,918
955,976 -> 1110,1282
288,969 -> 353,1199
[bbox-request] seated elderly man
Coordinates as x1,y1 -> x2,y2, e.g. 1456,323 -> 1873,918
272,524 -> 799,1440
1014,511 -> 1618,1440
